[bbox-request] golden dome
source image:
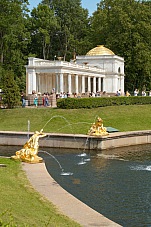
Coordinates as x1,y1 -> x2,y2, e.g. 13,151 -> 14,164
86,45 -> 114,56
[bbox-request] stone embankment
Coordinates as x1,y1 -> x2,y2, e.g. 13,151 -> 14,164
0,130 -> 151,150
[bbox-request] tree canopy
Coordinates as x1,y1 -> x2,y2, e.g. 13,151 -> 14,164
90,0 -> 151,91
41,0 -> 91,60
28,4 -> 58,59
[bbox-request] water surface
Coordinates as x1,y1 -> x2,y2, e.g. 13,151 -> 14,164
41,145 -> 151,227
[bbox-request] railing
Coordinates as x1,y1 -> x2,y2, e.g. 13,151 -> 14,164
28,58 -> 105,73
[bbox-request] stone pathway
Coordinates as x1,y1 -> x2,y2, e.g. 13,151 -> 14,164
22,162 -> 122,227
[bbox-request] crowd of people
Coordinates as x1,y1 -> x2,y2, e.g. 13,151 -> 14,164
21,90 -> 56,108
116,89 -> 151,97
56,91 -> 109,99
21,88 -> 151,108
133,89 -> 151,97
57,89 -> 151,99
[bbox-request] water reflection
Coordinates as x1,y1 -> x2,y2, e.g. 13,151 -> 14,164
41,145 -> 151,227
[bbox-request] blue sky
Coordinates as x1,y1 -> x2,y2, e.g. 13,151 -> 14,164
28,0 -> 100,15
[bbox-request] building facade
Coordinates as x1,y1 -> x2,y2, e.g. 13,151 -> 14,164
25,45 -> 124,96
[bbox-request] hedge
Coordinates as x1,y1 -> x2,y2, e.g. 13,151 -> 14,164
57,96 -> 151,109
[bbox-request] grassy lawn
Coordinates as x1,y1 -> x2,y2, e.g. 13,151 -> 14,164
0,105 -> 151,134
0,157 -> 81,227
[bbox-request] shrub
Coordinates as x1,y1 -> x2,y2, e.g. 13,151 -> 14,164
1,70 -> 21,109
57,96 -> 151,109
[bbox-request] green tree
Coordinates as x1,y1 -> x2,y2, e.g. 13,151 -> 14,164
41,0 -> 91,61
2,70 -> 21,109
0,0 -> 30,90
29,4 -> 58,59
90,0 -> 151,91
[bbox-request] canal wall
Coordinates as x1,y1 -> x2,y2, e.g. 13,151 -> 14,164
0,130 -> 151,150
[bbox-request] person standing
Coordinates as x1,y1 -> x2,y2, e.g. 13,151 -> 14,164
142,90 -> 146,96
118,89 -> 121,96
21,92 -> 26,108
126,91 -> 131,97
134,89 -> 139,96
34,94 -> 38,107
45,93 -> 50,106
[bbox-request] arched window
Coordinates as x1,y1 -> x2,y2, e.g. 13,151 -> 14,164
118,67 -> 121,73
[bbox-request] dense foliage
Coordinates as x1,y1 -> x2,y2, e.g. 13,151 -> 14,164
90,0 -> 151,91
41,0 -> 91,60
0,0 -> 30,75
0,0 -> 151,107
29,4 -> 58,59
57,96 -> 151,109
1,69 -> 21,108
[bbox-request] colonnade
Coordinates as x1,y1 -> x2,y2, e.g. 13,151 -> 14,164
27,70 -> 104,95
26,57 -> 125,96
53,73 -> 104,95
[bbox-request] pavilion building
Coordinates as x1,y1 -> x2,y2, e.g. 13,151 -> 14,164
25,45 -> 124,96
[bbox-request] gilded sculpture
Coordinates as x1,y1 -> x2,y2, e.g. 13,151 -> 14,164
11,129 -> 46,163
88,117 -> 109,136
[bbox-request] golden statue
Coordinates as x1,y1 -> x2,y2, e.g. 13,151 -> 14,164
11,129 -> 46,163
88,117 -> 109,136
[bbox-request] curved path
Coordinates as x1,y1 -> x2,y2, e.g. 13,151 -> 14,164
22,162 -> 121,227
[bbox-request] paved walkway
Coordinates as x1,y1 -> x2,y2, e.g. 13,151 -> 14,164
22,162 -> 122,227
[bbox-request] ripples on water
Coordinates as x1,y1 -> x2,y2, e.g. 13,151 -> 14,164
130,164 -> 151,171
1,145 -> 151,227
41,145 -> 151,227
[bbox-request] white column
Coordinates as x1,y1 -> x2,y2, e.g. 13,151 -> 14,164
93,77 -> 96,93
46,74 -> 48,92
60,73 -> 64,93
37,73 -> 40,92
75,75 -> 78,94
120,75 -> 125,94
102,78 -> 106,92
113,76 -> 118,93
68,74 -> 72,94
27,72 -> 32,94
88,76 -> 91,92
55,74 -> 59,94
27,69 -> 36,94
33,70 -> 37,92
98,77 -> 101,92
82,76 -> 85,94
